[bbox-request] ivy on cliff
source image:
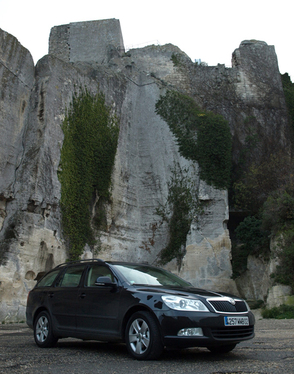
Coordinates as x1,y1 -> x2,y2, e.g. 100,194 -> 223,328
154,90 -> 231,264
155,164 -> 202,265
59,88 -> 119,260
155,90 -> 232,189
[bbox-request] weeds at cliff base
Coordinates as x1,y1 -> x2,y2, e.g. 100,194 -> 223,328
262,304 -> 294,319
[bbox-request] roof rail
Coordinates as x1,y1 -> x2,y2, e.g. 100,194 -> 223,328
55,258 -> 105,268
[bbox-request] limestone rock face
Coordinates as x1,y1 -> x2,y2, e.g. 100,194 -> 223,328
230,40 -> 290,161
235,255 -> 272,301
0,21 -> 291,321
266,285 -> 293,309
183,40 -> 290,167
0,29 -> 34,200
234,236 -> 293,306
180,187 -> 237,294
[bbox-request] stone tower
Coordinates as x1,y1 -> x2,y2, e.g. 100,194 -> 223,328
49,19 -> 125,63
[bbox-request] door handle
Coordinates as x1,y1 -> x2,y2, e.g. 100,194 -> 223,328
79,293 -> 86,299
48,292 -> 54,298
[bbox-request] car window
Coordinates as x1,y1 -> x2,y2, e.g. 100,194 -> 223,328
57,265 -> 86,287
36,269 -> 61,287
86,265 -> 115,286
113,264 -> 191,287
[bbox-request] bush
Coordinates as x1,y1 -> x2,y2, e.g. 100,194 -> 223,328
231,216 -> 270,278
262,304 -> 294,319
262,187 -> 294,232
235,216 -> 269,254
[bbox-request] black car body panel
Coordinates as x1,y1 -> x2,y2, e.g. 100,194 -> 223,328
26,260 -> 255,358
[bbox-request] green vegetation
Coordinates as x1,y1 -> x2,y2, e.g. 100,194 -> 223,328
231,157 -> 294,281
262,184 -> 294,290
262,304 -> 294,319
232,216 -> 269,278
231,154 -> 294,279
247,299 -> 264,310
230,73 -> 294,281
262,185 -> 294,232
232,146 -> 291,214
59,88 -> 119,260
235,216 -> 266,254
154,90 -> 231,263
155,164 -> 202,265
170,53 -> 183,67
155,90 -> 232,189
281,73 -> 294,129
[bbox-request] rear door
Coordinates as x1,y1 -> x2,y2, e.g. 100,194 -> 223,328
48,264 -> 86,333
76,264 -> 121,337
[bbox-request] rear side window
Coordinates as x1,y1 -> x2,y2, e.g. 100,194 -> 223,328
36,269 -> 61,287
57,265 -> 85,287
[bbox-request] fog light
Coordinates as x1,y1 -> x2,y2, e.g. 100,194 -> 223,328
177,327 -> 203,336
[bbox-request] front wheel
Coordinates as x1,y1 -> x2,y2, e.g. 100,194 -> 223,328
125,311 -> 164,360
207,343 -> 236,354
34,311 -> 58,348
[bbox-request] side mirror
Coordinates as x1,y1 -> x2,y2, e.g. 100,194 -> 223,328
95,276 -> 116,288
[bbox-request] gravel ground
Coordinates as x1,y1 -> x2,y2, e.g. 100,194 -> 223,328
0,310 -> 293,374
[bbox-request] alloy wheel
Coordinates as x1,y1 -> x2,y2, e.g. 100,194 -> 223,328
35,315 -> 49,343
128,317 -> 150,355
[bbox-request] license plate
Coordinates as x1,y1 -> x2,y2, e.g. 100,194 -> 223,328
224,316 -> 249,326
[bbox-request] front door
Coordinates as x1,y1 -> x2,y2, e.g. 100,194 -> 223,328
76,264 -> 121,337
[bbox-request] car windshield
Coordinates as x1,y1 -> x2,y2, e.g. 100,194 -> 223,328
112,264 -> 191,288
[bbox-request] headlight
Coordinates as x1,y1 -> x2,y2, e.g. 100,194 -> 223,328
162,295 -> 209,311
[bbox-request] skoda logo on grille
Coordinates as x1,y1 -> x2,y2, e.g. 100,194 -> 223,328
228,298 -> 236,305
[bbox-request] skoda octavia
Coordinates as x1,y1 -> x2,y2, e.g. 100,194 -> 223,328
26,259 -> 255,360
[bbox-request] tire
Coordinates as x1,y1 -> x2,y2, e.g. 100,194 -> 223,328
125,311 -> 164,360
34,311 -> 58,348
207,343 -> 236,354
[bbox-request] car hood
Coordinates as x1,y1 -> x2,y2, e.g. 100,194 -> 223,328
131,285 -> 238,300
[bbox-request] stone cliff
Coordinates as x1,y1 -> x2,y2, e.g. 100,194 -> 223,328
0,19 -> 291,321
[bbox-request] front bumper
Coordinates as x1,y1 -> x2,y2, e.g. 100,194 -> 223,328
157,310 -> 255,348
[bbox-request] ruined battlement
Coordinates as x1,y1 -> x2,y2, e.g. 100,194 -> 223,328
49,18 -> 125,63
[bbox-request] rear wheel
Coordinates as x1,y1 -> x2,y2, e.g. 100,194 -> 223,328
207,343 -> 236,354
125,311 -> 164,360
34,311 -> 58,348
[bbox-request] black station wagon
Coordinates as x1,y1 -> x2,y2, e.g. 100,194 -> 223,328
26,259 -> 255,360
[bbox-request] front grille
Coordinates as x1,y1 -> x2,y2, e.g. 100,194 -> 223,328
211,326 -> 254,340
208,299 -> 248,313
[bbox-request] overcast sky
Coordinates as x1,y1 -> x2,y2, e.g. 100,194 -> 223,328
1,0 -> 293,80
